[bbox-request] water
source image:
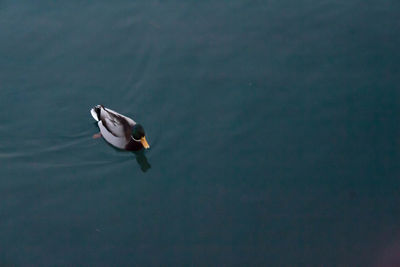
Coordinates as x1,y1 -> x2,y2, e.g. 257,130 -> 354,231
0,1 -> 399,265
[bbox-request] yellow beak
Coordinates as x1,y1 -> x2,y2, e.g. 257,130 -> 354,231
140,136 -> 150,149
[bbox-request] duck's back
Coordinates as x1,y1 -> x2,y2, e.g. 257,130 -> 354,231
91,105 -> 138,150
98,121 -> 129,150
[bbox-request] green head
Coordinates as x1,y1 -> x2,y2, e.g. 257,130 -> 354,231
132,124 -> 149,149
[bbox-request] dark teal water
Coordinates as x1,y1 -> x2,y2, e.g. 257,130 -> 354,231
1,1 -> 399,265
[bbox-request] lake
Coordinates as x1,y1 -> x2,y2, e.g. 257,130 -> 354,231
0,0 -> 399,265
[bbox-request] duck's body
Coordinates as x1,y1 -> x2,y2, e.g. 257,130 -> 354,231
90,105 -> 149,151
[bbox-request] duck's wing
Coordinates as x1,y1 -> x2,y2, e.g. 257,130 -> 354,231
98,121 -> 129,150
99,108 -> 132,141
90,105 -> 136,127
104,107 -> 136,127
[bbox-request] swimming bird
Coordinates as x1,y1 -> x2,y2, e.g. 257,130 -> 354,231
90,105 -> 150,151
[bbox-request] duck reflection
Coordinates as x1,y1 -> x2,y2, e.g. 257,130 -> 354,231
133,150 -> 151,172
92,123 -> 151,172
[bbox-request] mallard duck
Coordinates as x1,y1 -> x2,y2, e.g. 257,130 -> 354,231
90,105 -> 150,151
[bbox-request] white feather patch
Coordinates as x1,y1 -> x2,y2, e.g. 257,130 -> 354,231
90,108 -> 99,121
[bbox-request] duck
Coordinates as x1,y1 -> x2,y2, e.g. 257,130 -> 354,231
90,105 -> 150,151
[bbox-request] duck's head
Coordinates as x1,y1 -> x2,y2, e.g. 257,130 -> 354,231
132,124 -> 150,149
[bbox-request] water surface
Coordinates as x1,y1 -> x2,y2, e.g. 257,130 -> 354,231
0,1 -> 399,265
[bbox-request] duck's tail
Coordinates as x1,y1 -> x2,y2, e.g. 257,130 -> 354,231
90,105 -> 103,122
